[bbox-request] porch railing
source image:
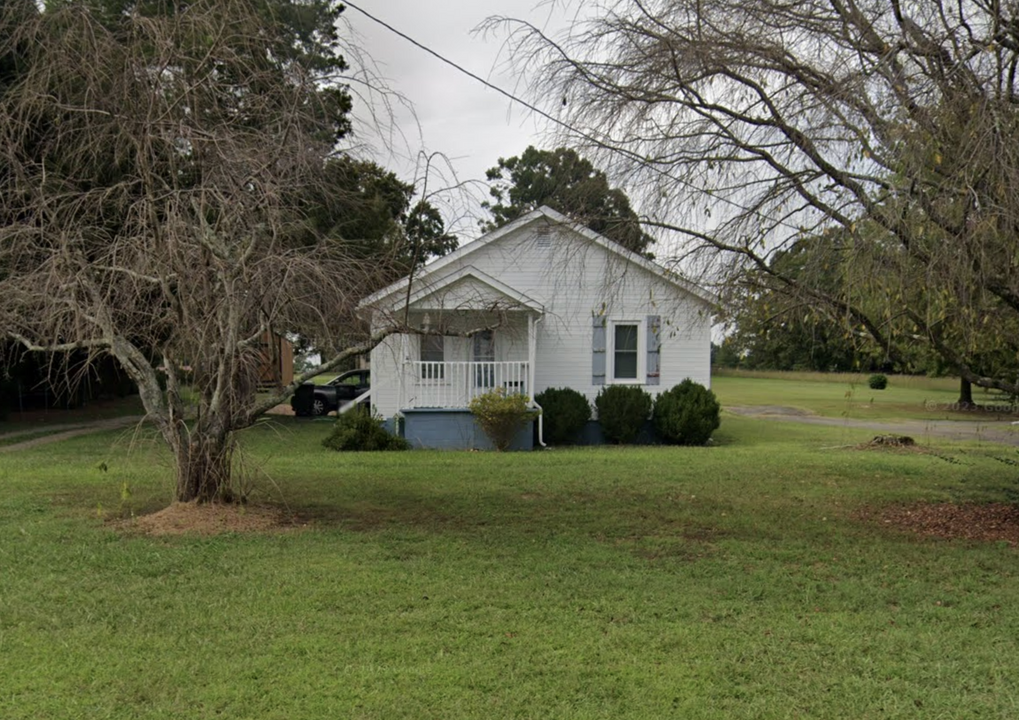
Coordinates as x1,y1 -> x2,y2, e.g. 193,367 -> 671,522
405,361 -> 529,409
338,389 -> 372,416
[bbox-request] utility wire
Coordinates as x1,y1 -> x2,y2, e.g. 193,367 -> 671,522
343,0 -> 805,234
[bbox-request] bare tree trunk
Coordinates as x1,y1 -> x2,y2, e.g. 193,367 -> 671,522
133,363 -> 237,503
173,429 -> 235,503
958,378 -> 974,409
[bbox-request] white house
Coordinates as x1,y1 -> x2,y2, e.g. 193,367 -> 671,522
358,206 -> 716,448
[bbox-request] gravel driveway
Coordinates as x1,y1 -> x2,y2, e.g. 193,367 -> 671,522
726,405 -> 1019,446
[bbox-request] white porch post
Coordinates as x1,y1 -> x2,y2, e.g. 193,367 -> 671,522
399,334 -> 408,411
527,313 -> 537,401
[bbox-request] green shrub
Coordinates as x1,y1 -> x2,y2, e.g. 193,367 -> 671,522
868,374 -> 888,390
469,389 -> 539,451
535,387 -> 591,445
652,379 -> 721,446
322,407 -> 409,452
595,385 -> 653,444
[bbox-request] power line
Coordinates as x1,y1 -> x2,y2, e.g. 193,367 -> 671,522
343,0 -> 803,234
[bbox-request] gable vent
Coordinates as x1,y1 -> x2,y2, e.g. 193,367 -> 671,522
535,225 -> 552,249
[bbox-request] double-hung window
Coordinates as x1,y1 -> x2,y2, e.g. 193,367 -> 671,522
608,320 -> 644,383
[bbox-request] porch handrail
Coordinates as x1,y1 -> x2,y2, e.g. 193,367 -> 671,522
338,388 -> 372,415
405,361 -> 529,409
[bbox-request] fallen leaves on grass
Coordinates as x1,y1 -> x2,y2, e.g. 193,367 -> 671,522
852,435 -> 928,454
865,434 -> 916,447
121,501 -> 304,536
867,503 -> 1019,546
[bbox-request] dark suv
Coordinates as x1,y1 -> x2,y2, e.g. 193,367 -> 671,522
290,369 -> 370,417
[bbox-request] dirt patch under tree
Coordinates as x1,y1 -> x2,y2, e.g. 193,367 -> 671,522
120,501 -> 306,536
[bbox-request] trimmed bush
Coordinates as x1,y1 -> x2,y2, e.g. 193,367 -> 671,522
469,389 -> 539,451
868,374 -> 888,390
652,379 -> 721,446
595,385 -> 653,444
535,387 -> 591,445
322,407 -> 409,452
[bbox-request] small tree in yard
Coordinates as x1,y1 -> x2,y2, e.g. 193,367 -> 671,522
0,1 -> 407,503
469,389 -> 539,451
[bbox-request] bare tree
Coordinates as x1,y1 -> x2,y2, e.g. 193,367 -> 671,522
0,0 -> 412,502
491,0 -> 1019,395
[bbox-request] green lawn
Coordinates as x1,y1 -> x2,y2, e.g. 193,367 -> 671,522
2,414 -> 1018,719
712,370 -> 1014,421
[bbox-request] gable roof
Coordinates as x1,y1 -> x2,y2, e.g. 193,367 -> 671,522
402,265 -> 544,313
358,206 -> 718,310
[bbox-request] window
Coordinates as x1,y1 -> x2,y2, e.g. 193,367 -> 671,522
420,335 -> 444,379
608,321 -> 644,383
613,324 -> 639,380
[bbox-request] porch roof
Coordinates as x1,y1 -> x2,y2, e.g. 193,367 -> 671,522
397,265 -> 544,314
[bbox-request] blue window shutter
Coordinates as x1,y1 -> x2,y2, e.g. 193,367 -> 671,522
646,315 -> 661,386
592,315 -> 606,385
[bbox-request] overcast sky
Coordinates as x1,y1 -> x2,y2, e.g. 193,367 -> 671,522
341,1 -> 575,238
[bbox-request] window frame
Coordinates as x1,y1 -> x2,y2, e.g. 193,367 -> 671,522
606,319 -> 646,385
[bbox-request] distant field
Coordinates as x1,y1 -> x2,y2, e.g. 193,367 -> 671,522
712,369 -> 1016,421
713,367 -> 961,390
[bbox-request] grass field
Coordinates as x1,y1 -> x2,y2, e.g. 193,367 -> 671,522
2,408 -> 1019,719
712,368 -> 963,389
712,370 -> 1017,421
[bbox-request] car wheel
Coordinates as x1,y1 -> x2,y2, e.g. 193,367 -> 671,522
311,398 -> 327,416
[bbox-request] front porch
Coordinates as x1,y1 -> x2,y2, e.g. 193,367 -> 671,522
390,311 -> 541,450
395,301 -> 541,411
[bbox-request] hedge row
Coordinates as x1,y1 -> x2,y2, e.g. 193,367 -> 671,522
536,380 -> 720,446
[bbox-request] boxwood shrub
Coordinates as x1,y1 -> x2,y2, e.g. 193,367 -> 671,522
534,387 -> 591,445
595,385 -> 653,444
868,373 -> 888,390
322,407 -> 409,451
652,379 -> 721,446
